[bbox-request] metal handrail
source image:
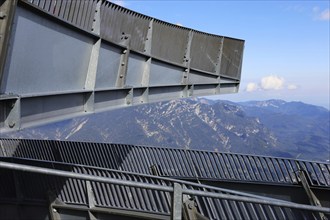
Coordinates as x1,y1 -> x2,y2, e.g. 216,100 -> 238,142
1,161 -> 329,214
0,156 -> 288,202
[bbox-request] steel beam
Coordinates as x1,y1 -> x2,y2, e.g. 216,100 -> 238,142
0,0 -> 244,131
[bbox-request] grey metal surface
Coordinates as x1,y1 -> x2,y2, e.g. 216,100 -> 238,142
1,157 -> 329,220
4,6 -> 93,94
1,138 -> 329,189
0,0 -> 244,131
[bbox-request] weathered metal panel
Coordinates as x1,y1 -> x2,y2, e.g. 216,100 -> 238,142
151,21 -> 188,64
95,42 -> 122,89
20,94 -> 86,124
220,37 -> 244,79
190,32 -> 222,73
126,53 -> 148,87
189,70 -> 218,85
149,60 -> 184,86
100,1 -> 151,53
1,138 -> 329,189
27,0 -> 96,31
0,0 -> 244,130
2,6 -> 93,94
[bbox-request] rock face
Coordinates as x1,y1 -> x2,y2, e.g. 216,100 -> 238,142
3,98 -> 329,162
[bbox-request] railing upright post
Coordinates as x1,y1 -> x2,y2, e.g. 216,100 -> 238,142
172,183 -> 183,220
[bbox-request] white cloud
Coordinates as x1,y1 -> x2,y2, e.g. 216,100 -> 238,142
109,0 -> 126,7
287,84 -> 298,90
319,9 -> 330,20
246,82 -> 259,92
260,75 -> 285,90
313,7 -> 330,21
246,75 -> 298,92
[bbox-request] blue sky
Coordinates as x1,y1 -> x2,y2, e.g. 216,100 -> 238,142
111,1 -> 329,108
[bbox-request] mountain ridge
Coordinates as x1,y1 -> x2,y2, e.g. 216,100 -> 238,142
2,98 -> 329,162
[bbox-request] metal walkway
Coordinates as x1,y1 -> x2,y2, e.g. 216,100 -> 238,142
1,157 -> 329,220
1,138 -> 330,219
1,0 -> 328,219
1,138 -> 329,188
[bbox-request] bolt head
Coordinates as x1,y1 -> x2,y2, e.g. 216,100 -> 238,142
8,122 -> 15,128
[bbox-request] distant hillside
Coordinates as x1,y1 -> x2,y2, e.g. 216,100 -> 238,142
2,98 -> 329,162
239,100 -> 329,161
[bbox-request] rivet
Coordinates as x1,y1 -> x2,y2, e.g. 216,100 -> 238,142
9,122 -> 15,128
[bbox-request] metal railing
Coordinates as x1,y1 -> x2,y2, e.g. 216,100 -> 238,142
1,138 -> 329,188
1,159 -> 329,220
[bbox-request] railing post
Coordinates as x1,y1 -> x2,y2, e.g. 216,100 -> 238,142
297,169 -> 326,220
172,183 -> 183,220
86,180 -> 97,220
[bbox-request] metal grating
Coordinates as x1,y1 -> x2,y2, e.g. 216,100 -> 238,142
151,21 -> 189,64
1,138 -> 329,188
20,0 -> 244,72
1,157 -> 328,220
190,32 -> 222,73
99,1 -> 151,53
24,0 -> 97,31
220,37 -> 244,79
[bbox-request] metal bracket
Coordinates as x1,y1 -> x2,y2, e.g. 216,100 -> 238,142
144,19 -> 153,54
183,198 -> 209,220
116,34 -> 131,88
91,0 -> 101,35
1,0 -> 18,89
48,191 -> 65,220
297,170 -> 327,219
150,164 -> 162,176
0,11 -> 7,19
182,31 -> 193,85
86,180 -> 97,220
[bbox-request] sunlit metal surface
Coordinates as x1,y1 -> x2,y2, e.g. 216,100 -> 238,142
0,0 -> 244,131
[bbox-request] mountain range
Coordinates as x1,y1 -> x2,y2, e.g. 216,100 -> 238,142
2,98 -> 329,162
